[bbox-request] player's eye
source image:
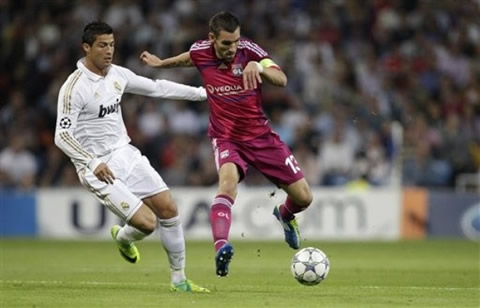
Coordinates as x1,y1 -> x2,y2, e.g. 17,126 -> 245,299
98,43 -> 114,48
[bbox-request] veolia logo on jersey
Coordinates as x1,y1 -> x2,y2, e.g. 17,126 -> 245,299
206,84 -> 243,96
98,102 -> 120,118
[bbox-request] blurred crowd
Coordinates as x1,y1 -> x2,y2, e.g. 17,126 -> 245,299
1,0 -> 479,190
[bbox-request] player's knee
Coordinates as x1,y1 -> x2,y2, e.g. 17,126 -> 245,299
145,191 -> 179,219
158,202 -> 178,219
296,187 -> 313,208
148,196 -> 179,219
299,192 -> 313,208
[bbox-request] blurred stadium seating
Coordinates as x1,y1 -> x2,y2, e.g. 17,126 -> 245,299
0,0 -> 479,191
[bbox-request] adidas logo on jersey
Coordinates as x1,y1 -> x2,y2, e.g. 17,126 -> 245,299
98,102 -> 120,118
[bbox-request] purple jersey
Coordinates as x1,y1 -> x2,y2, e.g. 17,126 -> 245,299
190,39 -> 279,141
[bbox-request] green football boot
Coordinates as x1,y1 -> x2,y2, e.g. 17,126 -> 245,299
170,279 -> 211,293
110,225 -> 140,264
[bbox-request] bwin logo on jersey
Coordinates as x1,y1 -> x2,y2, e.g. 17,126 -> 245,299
98,102 -> 120,118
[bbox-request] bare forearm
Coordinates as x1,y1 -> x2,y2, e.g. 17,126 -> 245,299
160,52 -> 193,68
261,67 -> 287,87
140,50 -> 193,69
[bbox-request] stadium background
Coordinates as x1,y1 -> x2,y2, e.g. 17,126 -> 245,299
0,1 -> 479,307
1,0 -> 479,190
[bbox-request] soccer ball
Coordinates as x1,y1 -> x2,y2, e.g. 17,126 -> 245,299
291,247 -> 330,286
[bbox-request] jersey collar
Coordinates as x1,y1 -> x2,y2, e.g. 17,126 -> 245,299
77,57 -> 111,81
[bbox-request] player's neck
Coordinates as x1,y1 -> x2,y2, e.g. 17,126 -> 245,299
84,58 -> 109,77
214,49 -> 232,64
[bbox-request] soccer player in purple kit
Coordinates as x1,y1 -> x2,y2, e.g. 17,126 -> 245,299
140,11 -> 313,277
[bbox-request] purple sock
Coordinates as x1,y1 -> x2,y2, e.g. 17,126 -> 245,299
280,197 -> 306,221
210,194 -> 234,252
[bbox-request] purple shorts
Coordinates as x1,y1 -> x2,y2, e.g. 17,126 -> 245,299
211,131 -> 305,186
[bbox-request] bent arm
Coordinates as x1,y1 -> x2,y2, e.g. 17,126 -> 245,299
261,66 -> 287,87
54,86 -> 102,172
259,59 -> 287,87
243,58 -> 288,90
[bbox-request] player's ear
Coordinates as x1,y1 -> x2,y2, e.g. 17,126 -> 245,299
82,43 -> 90,54
208,32 -> 215,42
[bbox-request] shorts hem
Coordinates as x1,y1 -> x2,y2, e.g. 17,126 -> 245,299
138,187 -> 170,200
125,200 -> 144,223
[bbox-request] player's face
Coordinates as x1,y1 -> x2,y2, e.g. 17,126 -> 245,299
83,34 -> 115,72
210,28 -> 240,62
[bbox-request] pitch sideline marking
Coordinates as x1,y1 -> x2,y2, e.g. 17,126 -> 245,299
0,280 -> 159,287
1,280 -> 478,291
359,285 -> 479,291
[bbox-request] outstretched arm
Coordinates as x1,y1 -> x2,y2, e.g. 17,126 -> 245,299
118,66 -> 206,101
140,51 -> 193,68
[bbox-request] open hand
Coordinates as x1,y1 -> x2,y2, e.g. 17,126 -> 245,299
93,163 -> 116,184
243,61 -> 263,90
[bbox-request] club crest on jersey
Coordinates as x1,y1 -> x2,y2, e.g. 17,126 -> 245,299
120,202 -> 130,211
220,150 -> 229,159
113,81 -> 122,93
232,64 -> 243,76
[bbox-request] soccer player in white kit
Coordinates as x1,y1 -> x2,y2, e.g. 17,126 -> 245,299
54,21 -> 209,292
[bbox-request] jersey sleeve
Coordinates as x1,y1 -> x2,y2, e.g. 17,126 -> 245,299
54,75 -> 102,172
242,40 -> 281,70
119,66 -> 207,101
188,40 -> 207,67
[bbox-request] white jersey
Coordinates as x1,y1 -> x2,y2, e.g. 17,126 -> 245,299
55,58 -> 206,172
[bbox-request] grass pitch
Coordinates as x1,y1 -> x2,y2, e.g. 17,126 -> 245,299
1,239 -> 478,307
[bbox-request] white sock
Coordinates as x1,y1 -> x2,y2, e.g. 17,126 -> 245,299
170,269 -> 186,285
116,224 -> 148,244
158,216 -> 186,284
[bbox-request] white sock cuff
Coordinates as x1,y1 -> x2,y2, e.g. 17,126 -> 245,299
117,224 -> 148,243
213,196 -> 233,208
159,216 -> 180,227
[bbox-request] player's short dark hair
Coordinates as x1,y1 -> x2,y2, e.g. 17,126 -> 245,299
82,21 -> 113,45
209,11 -> 240,37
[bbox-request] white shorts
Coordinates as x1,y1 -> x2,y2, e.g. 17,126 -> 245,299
78,144 -> 168,222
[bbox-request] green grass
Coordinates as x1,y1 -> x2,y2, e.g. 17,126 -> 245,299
1,240 -> 479,308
